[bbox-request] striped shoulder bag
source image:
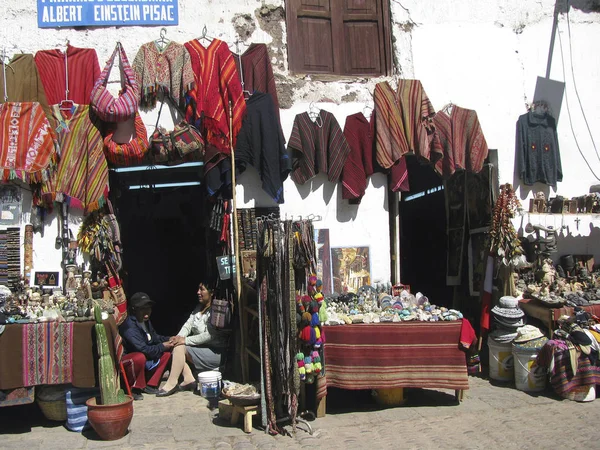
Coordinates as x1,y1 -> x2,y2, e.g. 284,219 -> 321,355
91,42 -> 138,123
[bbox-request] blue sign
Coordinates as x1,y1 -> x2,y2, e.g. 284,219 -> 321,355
37,0 -> 179,28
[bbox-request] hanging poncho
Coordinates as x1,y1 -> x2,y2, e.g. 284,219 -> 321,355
0,102 -> 58,185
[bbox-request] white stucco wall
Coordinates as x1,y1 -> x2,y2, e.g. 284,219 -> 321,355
2,0 -> 600,286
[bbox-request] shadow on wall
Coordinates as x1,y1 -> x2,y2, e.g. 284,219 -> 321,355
518,220 -> 600,264
557,0 -> 600,14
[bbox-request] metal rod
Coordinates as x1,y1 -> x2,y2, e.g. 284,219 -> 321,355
545,0 -> 562,79
230,100 -> 247,383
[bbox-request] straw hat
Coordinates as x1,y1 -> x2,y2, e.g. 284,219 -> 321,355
513,325 -> 544,343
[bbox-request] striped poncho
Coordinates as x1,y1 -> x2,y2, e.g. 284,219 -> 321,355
44,104 -> 108,213
288,110 -> 350,185
341,112 -> 374,203
184,38 -> 246,154
374,80 -> 438,168
0,102 -> 58,187
433,105 -> 488,178
34,44 -> 100,106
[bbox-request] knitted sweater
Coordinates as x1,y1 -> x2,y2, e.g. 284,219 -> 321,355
516,111 -> 562,187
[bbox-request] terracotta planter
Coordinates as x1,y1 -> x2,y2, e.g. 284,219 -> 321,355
85,395 -> 134,441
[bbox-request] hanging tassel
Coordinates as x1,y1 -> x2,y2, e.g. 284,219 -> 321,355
311,312 -> 320,327
309,327 -> 317,345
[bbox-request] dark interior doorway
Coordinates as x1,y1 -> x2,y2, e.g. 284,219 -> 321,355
114,183 -> 211,336
399,156 -> 453,308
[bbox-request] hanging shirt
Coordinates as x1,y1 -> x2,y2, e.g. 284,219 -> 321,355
0,54 -> 51,120
44,104 -> 108,213
34,44 -> 100,106
235,92 -> 290,204
132,41 -> 195,110
341,112 -> 374,203
516,111 -> 562,187
233,43 -> 281,123
288,110 -> 350,185
0,102 -> 58,189
433,105 -> 489,177
184,38 -> 246,153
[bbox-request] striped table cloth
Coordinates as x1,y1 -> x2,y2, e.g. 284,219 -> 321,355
323,321 -> 469,391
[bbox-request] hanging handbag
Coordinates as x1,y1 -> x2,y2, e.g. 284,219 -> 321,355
210,297 -> 233,329
90,42 -> 138,123
149,98 -> 205,164
103,112 -> 149,167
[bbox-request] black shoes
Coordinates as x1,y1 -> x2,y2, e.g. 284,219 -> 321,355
143,386 -> 160,395
131,390 -> 144,401
179,381 -> 197,392
156,385 -> 179,397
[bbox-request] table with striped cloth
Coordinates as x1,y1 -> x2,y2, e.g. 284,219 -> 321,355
323,321 -> 469,392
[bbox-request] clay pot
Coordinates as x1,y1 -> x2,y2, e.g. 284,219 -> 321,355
86,395 -> 134,441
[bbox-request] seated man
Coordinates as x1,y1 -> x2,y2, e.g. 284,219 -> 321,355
119,292 -> 174,400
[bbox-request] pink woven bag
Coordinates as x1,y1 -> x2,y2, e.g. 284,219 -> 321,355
90,42 -> 138,123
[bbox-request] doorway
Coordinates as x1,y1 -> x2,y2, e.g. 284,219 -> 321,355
399,156 -> 453,308
114,182 -> 212,335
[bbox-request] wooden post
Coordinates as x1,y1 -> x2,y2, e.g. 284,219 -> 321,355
229,101 -> 247,382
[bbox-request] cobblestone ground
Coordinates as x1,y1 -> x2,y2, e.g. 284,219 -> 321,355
1,374 -> 598,449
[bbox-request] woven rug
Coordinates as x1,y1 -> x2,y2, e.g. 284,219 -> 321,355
0,387 -> 35,407
7,227 -> 20,290
0,229 -> 7,285
22,322 -> 74,386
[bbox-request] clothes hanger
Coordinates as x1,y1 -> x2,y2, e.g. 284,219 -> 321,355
155,28 -> 170,51
362,103 -> 373,120
198,25 -> 216,45
237,53 -> 252,100
59,45 -> 73,113
442,102 -> 454,114
1,48 -> 15,103
307,102 -> 323,127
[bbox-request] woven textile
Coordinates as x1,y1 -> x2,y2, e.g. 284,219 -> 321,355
433,106 -> 489,178
132,41 -> 195,109
45,104 -> 109,213
0,53 -> 51,120
34,44 -> 101,106
22,322 -> 74,386
103,112 -> 149,167
323,321 -> 469,390
0,102 -> 58,184
90,43 -> 138,123
0,387 -> 35,407
288,110 -> 351,185
7,228 -> 20,290
184,38 -> 246,153
536,340 -> 600,395
0,229 -> 7,285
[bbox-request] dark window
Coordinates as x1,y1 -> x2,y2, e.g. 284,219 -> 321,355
286,0 -> 392,77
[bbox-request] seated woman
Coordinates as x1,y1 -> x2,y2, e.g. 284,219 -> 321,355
157,281 -> 229,397
119,292 -> 174,400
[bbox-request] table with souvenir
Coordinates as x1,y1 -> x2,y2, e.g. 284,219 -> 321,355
319,284 -> 477,404
0,273 -> 120,408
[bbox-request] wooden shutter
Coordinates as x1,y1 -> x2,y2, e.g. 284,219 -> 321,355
342,0 -> 389,75
287,0 -> 336,74
287,0 -> 391,76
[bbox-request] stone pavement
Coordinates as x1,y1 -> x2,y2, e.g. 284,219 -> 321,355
1,374 -> 598,449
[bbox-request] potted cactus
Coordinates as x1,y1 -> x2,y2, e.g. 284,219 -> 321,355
86,305 -> 133,440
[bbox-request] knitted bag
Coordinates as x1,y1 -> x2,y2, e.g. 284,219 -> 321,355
149,98 -> 204,164
210,298 -> 233,329
91,42 -> 138,123
103,112 -> 149,167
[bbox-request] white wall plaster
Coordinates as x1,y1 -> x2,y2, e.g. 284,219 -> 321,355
2,0 -> 600,287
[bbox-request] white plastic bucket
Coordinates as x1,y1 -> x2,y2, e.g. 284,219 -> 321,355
512,345 -> 546,392
197,371 -> 222,399
488,338 -> 514,381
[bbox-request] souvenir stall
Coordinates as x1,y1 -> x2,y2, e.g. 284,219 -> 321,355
322,286 -> 476,407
